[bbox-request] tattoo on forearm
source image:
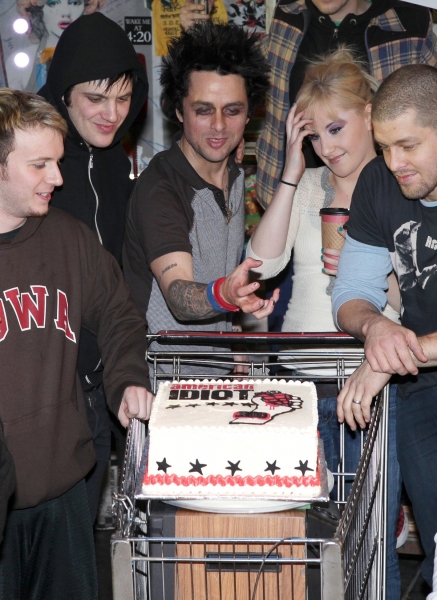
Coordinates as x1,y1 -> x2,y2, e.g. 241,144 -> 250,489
167,279 -> 219,321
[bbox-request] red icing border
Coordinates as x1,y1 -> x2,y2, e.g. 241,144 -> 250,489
143,471 -> 320,488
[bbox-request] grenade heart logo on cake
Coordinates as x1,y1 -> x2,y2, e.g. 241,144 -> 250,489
230,390 -> 303,425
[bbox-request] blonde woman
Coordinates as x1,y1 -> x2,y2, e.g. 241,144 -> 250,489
247,48 -> 402,599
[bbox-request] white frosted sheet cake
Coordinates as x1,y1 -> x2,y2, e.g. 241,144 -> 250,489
142,379 -> 320,499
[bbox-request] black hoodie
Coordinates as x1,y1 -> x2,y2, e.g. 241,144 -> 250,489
39,13 -> 149,387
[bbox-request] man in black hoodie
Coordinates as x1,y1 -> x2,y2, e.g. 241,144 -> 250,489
38,12 -> 149,522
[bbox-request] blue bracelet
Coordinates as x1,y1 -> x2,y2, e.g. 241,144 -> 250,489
206,280 -> 228,313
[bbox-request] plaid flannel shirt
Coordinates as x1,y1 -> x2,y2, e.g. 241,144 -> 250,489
256,0 -> 437,209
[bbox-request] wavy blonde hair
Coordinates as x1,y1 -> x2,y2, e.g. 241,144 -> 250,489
295,47 -> 378,120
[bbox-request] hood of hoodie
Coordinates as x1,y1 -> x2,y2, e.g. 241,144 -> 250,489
39,12 -> 148,148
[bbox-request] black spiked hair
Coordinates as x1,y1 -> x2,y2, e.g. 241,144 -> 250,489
160,22 -> 270,122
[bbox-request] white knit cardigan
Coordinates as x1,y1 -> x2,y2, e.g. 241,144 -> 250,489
247,167 -> 398,332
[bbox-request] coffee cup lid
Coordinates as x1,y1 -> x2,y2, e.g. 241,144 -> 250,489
319,208 -> 350,216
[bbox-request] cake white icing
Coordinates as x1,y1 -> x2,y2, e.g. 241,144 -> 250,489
142,379 -> 321,499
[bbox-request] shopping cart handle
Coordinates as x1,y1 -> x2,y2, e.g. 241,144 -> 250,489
152,330 -> 362,346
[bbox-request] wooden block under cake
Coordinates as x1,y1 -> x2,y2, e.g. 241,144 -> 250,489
172,508 -> 306,600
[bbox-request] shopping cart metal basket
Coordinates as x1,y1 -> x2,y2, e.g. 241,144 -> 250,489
111,332 -> 388,600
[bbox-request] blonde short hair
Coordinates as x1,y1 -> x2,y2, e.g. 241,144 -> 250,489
295,47 -> 377,120
0,88 -> 68,166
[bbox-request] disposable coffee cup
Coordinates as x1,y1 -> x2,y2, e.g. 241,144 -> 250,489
319,208 -> 349,269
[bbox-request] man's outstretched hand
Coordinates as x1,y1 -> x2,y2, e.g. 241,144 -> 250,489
220,257 -> 279,319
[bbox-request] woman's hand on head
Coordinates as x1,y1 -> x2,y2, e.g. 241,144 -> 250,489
281,105 -> 314,187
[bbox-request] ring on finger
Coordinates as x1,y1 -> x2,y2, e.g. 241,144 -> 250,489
352,399 -> 362,405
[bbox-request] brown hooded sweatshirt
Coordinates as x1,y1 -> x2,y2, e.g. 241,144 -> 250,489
0,208 -> 150,509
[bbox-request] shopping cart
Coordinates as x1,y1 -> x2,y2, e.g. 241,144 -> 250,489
111,332 -> 388,600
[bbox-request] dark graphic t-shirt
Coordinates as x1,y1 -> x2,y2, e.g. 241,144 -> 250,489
347,156 -> 437,395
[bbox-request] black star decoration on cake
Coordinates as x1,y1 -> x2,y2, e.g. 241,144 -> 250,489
206,402 -> 217,406
156,458 -> 171,473
223,402 -> 237,406
166,404 -> 181,409
189,459 -> 207,475
241,402 -> 253,407
265,460 -> 281,475
295,460 -> 314,476
226,460 -> 242,476
186,404 -> 200,408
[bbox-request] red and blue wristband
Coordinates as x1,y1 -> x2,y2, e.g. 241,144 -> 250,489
206,277 -> 239,313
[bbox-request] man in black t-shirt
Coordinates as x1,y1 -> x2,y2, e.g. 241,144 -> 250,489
333,65 -> 437,586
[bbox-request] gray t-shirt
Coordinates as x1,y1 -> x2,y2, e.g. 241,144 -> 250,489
123,137 -> 245,378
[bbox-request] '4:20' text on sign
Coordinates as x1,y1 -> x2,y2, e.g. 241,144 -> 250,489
125,17 -> 152,45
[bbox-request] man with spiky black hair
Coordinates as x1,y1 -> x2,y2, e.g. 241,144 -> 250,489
159,22 -> 272,125
123,22 -> 279,375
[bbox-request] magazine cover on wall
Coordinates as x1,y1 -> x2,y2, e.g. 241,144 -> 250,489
0,0 -> 104,91
225,0 -> 265,30
151,0 -> 265,58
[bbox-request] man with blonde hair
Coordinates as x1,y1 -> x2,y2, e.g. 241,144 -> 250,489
0,88 -> 152,599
